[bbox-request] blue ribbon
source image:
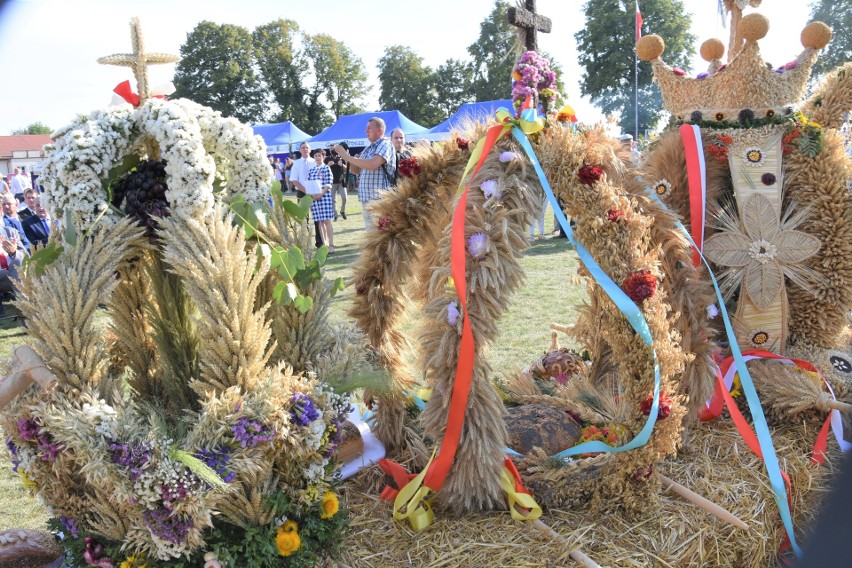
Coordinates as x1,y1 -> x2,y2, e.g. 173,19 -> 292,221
507,126 -> 662,459
642,186 -> 801,555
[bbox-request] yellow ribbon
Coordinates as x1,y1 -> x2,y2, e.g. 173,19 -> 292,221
500,466 -> 543,521
495,106 -> 546,136
392,449 -> 437,532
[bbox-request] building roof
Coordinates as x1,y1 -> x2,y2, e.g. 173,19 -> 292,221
0,135 -> 52,159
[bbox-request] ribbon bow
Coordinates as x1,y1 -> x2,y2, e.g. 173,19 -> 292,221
495,97 -> 545,135
112,80 -> 174,107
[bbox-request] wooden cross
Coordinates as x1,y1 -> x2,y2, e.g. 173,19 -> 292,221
508,0 -> 552,53
97,17 -> 179,102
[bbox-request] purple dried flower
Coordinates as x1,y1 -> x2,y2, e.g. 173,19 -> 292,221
761,172 -> 776,186
447,302 -> 460,326
290,393 -> 321,427
143,507 -> 193,544
60,516 -> 79,539
109,441 -> 152,481
18,418 -> 40,442
37,436 -> 62,462
783,60 -> 798,70
83,537 -> 114,568
5,438 -> 19,472
466,232 -> 488,259
231,417 -> 275,448
499,152 -> 517,163
195,447 -> 236,484
696,72 -> 709,79
554,373 -> 569,385
480,179 -> 501,200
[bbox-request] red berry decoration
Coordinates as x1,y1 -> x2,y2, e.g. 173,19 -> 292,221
623,271 -> 657,303
376,216 -> 392,232
641,391 -> 672,419
631,464 -> 654,483
397,157 -> 421,178
606,208 -> 624,222
456,137 -> 470,150
577,164 -> 604,186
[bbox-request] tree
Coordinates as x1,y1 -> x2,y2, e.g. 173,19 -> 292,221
12,122 -> 51,135
433,59 -> 474,119
173,21 -> 267,124
377,46 -> 443,126
575,0 -> 694,134
253,19 -> 308,125
304,34 -> 369,121
808,0 -> 851,78
468,0 -> 517,101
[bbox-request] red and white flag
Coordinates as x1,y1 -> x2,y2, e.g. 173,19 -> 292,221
635,0 -> 643,41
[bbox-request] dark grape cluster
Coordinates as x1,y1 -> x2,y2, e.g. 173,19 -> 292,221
111,159 -> 171,238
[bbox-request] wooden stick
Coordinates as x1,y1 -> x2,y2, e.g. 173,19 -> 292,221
656,472 -> 749,530
514,504 -> 603,568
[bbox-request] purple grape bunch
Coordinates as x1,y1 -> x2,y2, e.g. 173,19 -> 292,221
111,159 -> 171,238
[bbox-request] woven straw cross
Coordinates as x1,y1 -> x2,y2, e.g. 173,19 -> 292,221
97,17 -> 179,102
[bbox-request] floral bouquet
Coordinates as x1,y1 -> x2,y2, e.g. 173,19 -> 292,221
1,92 -> 374,566
511,51 -> 559,115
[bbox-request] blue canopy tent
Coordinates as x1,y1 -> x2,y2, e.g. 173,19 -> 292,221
252,121 -> 313,155
307,110 -> 429,148
421,99 -> 513,141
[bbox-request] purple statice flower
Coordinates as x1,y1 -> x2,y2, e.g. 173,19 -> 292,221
554,373 -> 569,385
480,179 -> 501,200
290,393 -> 321,427
143,507 -> 193,544
466,232 -> 488,259
194,447 -> 236,484
231,417 -> 275,448
499,152 -> 517,163
696,72 -> 709,79
783,60 -> 798,71
37,436 -> 62,462
83,537 -> 114,568
5,438 -> 19,472
18,418 -> 40,442
109,441 -> 152,481
60,516 -> 79,539
447,302 -> 460,326
706,304 -> 719,319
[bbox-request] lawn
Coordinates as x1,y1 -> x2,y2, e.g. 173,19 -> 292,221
0,193 -> 584,532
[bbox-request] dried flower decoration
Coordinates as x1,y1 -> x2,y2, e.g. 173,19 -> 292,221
761,172 -> 777,186
467,232 -> 488,259
275,523 -> 301,557
707,134 -> 733,161
456,137 -> 470,150
743,146 -> 765,167
631,464 -> 654,483
696,72 -> 709,79
607,208 -> 624,221
577,164 -> 604,186
499,151 -> 517,163
714,112 -> 726,121
706,304 -> 719,319
672,68 -> 686,76
480,179 -> 502,200
376,215 -> 392,232
690,111 -> 703,122
641,391 -> 673,419
447,301 -> 461,326
556,104 -> 578,123
653,179 -> 672,197
622,271 -> 657,303
320,491 -> 340,519
738,108 -> 755,123
397,157 -> 421,178
749,330 -> 771,348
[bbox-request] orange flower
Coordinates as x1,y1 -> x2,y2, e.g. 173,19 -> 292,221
321,492 -> 340,519
275,524 -> 301,557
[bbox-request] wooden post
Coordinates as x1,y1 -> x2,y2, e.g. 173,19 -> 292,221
656,472 -> 749,530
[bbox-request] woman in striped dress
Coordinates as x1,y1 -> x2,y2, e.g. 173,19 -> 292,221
308,149 -> 335,253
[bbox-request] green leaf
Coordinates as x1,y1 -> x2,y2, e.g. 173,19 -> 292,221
282,282 -> 299,303
290,246 -> 306,270
293,294 -> 313,313
294,260 -> 321,290
315,244 -> 329,265
22,242 -> 64,276
270,180 -> 284,206
102,154 -> 140,200
62,208 -> 77,246
282,199 -> 307,220
272,280 -> 287,303
297,194 -> 314,214
329,277 -> 345,297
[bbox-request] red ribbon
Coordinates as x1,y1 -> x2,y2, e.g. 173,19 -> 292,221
679,124 -> 704,267
377,458 -> 418,501
113,80 -> 140,107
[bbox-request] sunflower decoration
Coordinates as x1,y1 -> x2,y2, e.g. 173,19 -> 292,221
653,178 -> 672,198
742,146 -> 765,167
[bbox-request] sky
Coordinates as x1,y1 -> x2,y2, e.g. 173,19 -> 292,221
0,0 -> 816,135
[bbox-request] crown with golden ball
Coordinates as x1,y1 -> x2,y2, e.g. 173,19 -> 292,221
636,14 -> 831,124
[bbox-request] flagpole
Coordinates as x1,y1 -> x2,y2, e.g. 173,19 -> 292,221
634,0 -> 641,144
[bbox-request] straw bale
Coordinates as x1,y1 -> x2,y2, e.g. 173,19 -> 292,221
340,419 -> 837,567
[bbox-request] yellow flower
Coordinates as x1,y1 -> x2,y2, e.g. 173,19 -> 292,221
19,470 -> 37,491
282,520 -> 298,533
275,526 -> 301,557
321,491 -> 340,519
119,555 -> 146,568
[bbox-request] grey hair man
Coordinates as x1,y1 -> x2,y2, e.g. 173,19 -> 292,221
331,117 -> 396,230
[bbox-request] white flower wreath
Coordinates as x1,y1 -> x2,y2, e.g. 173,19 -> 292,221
41,98 -> 273,236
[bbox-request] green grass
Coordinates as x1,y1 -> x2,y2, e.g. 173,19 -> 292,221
0,193 -> 583,531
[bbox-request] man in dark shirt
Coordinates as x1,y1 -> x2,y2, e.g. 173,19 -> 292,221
325,149 -> 347,221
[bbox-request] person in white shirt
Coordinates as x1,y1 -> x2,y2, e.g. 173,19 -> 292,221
287,141 -> 323,248
10,168 -> 31,203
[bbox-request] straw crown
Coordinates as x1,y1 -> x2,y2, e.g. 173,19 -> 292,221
637,15 -> 831,123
